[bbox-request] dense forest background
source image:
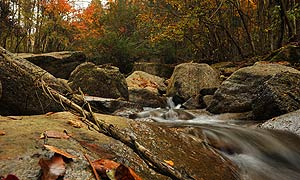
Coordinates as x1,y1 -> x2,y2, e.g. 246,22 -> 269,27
1,0 -> 300,72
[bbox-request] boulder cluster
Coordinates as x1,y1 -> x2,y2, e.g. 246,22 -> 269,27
1,45 -> 300,135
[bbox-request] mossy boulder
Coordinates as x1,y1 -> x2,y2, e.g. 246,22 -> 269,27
166,63 -> 221,102
68,62 -> 129,100
16,51 -> 86,79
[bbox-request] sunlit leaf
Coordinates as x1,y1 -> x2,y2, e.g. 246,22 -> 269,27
43,145 -> 77,159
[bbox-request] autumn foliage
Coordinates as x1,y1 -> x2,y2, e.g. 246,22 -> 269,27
1,0 -> 300,68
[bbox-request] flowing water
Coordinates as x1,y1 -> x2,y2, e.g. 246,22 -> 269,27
135,98 -> 300,180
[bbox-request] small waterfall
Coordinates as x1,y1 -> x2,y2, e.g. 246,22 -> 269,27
135,97 -> 300,180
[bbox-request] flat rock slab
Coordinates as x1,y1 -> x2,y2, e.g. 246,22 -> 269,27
16,51 -> 86,79
0,112 -> 237,180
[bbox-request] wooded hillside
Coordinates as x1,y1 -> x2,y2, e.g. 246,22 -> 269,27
1,0 -> 299,68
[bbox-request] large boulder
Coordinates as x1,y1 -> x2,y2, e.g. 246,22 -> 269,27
68,62 -> 129,100
0,47 -> 71,115
132,62 -> 174,78
126,71 -> 167,107
207,64 -> 300,114
126,71 -> 167,94
166,63 -> 221,102
16,51 -> 86,79
260,109 -> 300,136
252,72 -> 300,120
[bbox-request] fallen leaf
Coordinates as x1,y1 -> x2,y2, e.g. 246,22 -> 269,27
39,154 -> 66,180
43,145 -> 77,159
40,131 -> 70,139
164,160 -> 174,166
115,164 -> 142,180
92,159 -> 142,180
0,130 -> 5,136
67,119 -> 83,128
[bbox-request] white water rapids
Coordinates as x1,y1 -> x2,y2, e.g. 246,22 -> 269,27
135,98 -> 300,180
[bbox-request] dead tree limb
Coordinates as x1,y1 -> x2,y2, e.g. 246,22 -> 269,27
41,82 -> 195,180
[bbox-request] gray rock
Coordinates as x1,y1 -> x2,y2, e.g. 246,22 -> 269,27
16,51 -> 86,79
167,63 -> 221,101
253,72 -> 300,120
69,62 -> 129,100
207,64 -> 300,114
260,109 -> 300,136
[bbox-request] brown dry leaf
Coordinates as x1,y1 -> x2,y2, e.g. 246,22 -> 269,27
92,159 -> 142,180
44,145 -> 77,159
40,130 -> 70,139
0,130 -> 5,136
164,160 -> 174,166
67,119 -> 83,128
39,154 -> 66,180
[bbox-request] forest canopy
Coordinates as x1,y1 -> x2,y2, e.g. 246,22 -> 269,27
1,0 -> 300,71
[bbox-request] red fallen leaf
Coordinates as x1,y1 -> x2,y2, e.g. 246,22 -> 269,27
39,154 -> 66,180
115,164 -> 142,180
2,174 -> 20,180
40,130 -> 70,139
43,145 -> 77,159
92,159 -> 142,180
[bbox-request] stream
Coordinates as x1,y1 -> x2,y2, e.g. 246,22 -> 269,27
135,98 -> 300,180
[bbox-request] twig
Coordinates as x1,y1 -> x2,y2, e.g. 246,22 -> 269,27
84,154 -> 101,180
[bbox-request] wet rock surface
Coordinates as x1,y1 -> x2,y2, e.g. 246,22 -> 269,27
0,112 -> 237,180
260,109 -> 300,136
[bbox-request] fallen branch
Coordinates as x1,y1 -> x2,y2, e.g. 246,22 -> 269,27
41,82 -> 195,180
